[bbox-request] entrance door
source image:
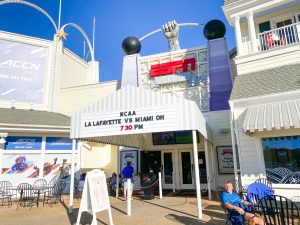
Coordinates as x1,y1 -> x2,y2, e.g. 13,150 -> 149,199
198,151 -> 208,189
161,151 -> 174,189
179,150 -> 194,189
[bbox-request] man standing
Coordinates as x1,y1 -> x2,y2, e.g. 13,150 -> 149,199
122,161 -> 134,200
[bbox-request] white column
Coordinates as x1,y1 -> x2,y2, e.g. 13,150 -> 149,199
0,134 -> 7,174
159,172 -> 162,199
192,131 -> 202,219
39,136 -> 46,178
68,139 -> 77,213
50,35 -> 63,112
204,139 -> 211,200
87,60 -> 100,84
127,179 -> 132,216
76,142 -> 82,174
230,111 -> 239,192
234,16 -> 244,56
209,143 -> 216,190
247,11 -> 258,53
116,146 -> 120,199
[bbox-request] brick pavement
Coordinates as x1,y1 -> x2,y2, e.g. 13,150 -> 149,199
0,195 -> 226,225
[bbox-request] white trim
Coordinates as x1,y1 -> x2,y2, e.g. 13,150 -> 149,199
230,0 -> 290,19
0,123 -> 69,129
230,89 -> 300,108
270,11 -> 297,29
0,127 -> 69,133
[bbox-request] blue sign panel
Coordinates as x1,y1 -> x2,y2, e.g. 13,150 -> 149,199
5,136 -> 42,150
45,137 -> 73,150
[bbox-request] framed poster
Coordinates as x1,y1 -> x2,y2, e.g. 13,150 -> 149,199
216,146 -> 234,174
120,149 -> 138,175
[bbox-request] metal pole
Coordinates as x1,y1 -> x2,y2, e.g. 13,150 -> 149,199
159,172 -> 162,199
68,139 -> 76,213
92,17 -> 96,52
192,130 -> 202,219
204,139 -> 211,200
127,179 -> 131,216
58,0 -> 62,30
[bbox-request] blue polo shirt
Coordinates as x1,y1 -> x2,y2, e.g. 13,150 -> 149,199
221,192 -> 242,206
122,165 -> 134,179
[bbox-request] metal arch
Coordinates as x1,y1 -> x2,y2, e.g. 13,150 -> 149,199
61,23 -> 94,61
139,23 -> 205,41
0,0 -> 58,32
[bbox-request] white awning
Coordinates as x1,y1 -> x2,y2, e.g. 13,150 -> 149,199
243,99 -> 300,133
70,86 -> 212,147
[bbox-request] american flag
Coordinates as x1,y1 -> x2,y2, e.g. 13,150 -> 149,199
93,17 -> 96,25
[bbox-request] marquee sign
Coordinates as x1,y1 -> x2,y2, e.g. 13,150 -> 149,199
82,105 -> 179,137
150,58 -> 196,77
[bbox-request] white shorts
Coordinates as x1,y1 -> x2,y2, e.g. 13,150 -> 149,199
124,179 -> 134,189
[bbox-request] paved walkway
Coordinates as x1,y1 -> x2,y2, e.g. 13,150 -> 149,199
0,195 -> 226,225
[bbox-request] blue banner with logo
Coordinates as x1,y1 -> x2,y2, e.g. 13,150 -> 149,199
45,137 -> 73,150
5,136 -> 42,150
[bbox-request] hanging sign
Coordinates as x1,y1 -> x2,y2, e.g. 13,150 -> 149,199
82,105 -> 179,138
76,169 -> 114,225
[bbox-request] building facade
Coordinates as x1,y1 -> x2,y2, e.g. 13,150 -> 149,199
0,31 -> 118,185
223,0 -> 300,197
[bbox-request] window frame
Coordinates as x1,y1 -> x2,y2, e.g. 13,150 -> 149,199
260,135 -> 300,188
270,12 -> 297,29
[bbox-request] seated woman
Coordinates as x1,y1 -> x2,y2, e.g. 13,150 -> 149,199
221,181 -> 264,225
108,173 -> 117,194
77,173 -> 86,192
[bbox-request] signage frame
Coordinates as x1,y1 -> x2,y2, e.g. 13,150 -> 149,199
120,149 -> 138,175
216,145 -> 235,174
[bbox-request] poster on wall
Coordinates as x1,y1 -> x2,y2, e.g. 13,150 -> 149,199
45,137 -> 73,150
4,136 -> 42,150
1,154 -> 41,184
0,153 -> 76,185
0,39 -> 48,103
42,154 -> 74,180
120,149 -> 138,175
216,146 -> 234,174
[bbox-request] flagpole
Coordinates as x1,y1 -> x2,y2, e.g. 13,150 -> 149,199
83,41 -> 86,60
58,0 -> 62,30
92,16 -> 96,52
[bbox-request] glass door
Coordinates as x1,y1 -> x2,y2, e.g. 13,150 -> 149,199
179,150 -> 194,189
162,151 -> 174,189
198,151 -> 208,189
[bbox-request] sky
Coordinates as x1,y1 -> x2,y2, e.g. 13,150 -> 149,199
0,0 -> 235,82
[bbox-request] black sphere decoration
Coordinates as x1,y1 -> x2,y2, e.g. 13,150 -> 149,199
122,36 -> 141,55
203,19 -> 226,40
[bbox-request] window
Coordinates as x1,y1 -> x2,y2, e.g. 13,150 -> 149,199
262,136 -> 300,184
259,21 -> 271,33
276,19 -> 293,28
